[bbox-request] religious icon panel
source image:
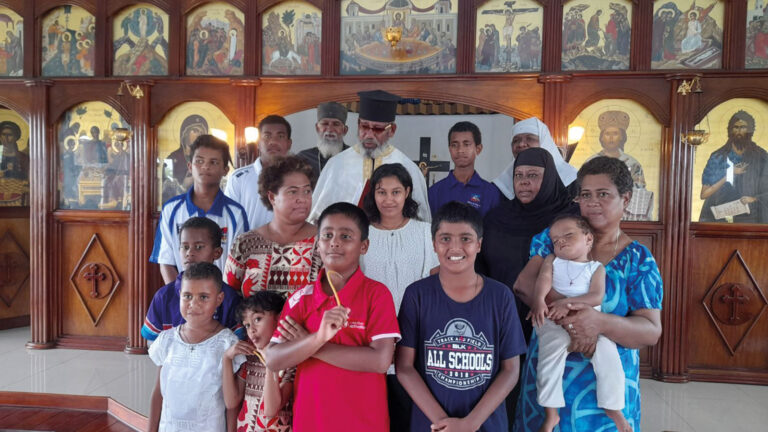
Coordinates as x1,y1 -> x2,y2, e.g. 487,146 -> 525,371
42,5 -> 95,77
156,102 -> 235,210
475,0 -> 542,73
746,0 -> 768,69
262,1 -> 322,75
651,0 -> 724,70
568,99 -> 661,221
692,98 -> 768,224
341,0 -> 457,74
57,102 -> 131,210
112,4 -> 169,76
185,2 -> 244,76
0,107 -> 29,206
561,0 -> 631,71
0,6 -> 23,77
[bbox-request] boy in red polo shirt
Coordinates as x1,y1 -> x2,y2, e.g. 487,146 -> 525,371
266,202 -> 400,432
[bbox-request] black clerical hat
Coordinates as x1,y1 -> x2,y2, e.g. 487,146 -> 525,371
358,90 -> 401,123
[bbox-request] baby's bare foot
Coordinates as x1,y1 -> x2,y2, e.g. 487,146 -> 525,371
605,409 -> 632,432
538,408 -> 560,432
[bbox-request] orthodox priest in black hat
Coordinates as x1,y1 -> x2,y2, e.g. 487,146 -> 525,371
309,90 -> 431,222
297,101 -> 350,177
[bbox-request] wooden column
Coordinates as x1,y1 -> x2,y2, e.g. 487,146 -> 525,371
630,0 -> 653,70
540,0 -> 564,73
455,0 -> 476,74
723,0 -> 746,70
22,0 -> 34,78
244,0 -> 258,76
25,80 -> 54,350
656,73 -> 700,382
125,81 -> 154,354
538,73 -> 571,147
322,0 -> 340,76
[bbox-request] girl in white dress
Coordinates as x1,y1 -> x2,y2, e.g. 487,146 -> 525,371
361,163 -> 439,312
360,163 -> 439,432
149,263 -> 245,432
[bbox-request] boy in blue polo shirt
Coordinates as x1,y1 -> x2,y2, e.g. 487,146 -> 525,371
150,134 -> 249,284
142,217 -> 243,342
428,122 -> 500,217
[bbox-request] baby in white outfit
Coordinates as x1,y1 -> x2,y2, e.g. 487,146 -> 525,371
530,215 -> 630,432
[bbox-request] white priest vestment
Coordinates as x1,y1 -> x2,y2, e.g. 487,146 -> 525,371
310,145 -> 431,223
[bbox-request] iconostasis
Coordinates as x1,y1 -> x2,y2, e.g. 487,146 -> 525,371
0,0 -> 764,385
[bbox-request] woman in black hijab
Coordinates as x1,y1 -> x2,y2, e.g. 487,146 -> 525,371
479,147 -> 578,338
478,147 -> 579,430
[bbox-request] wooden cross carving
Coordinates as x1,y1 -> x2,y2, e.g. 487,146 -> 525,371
83,263 -> 107,298
413,137 -> 450,186
720,285 -> 750,323
0,254 -> 14,289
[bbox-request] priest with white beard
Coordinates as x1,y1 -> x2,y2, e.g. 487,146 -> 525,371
297,101 -> 350,178
310,90 -> 431,222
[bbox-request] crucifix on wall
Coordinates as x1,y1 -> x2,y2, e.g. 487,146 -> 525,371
413,137 -> 450,186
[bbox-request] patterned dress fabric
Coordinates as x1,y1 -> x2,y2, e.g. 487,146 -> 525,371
514,229 -> 663,432
236,356 -> 292,432
225,231 -> 321,298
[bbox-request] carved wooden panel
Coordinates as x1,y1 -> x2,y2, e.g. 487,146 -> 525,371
0,219 -> 30,329
687,233 -> 768,381
68,234 -> 121,326
621,224 -> 662,378
701,251 -> 767,356
0,230 -> 30,307
58,217 -> 129,338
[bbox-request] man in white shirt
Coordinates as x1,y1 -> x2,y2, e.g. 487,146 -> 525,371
225,115 -> 292,229
310,90 -> 431,222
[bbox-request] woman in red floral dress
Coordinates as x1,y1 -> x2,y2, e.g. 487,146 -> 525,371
225,156 -> 321,298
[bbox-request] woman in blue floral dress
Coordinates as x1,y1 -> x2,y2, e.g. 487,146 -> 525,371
512,156 -> 663,432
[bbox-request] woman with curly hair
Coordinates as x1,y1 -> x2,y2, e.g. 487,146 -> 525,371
224,155 -> 321,298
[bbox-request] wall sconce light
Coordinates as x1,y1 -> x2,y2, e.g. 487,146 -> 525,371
239,127 -> 259,165
210,128 -> 228,142
244,127 -> 259,144
116,81 -> 144,99
562,126 -> 585,162
677,76 -> 703,96
567,126 -> 585,144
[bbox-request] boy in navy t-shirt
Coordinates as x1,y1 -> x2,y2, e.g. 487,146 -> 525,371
396,202 -> 527,431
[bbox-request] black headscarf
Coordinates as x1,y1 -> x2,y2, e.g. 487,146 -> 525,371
477,148 -> 579,340
498,147 -> 578,235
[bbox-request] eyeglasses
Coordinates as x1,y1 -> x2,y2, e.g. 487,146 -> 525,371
358,122 -> 392,134
574,191 -> 617,203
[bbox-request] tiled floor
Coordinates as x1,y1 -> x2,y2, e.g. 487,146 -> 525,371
1,326 -> 767,431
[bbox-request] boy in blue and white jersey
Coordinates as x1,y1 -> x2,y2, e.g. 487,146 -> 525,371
150,134 -> 249,284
